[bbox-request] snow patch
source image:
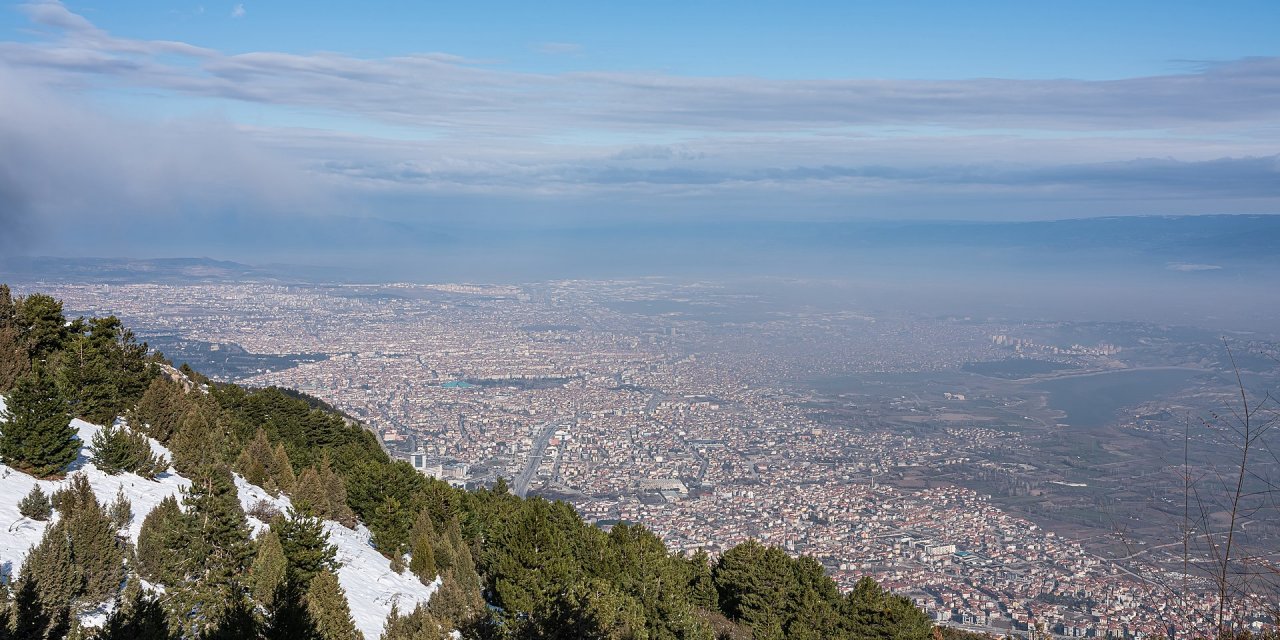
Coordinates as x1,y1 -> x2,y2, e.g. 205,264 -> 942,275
0,396 -> 435,639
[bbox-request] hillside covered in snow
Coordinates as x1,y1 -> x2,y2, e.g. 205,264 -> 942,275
0,396 -> 437,640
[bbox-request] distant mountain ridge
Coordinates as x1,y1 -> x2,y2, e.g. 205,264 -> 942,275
3,214 -> 1277,283
0,257 -> 269,283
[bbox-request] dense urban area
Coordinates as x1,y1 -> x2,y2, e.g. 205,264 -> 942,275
15,279 -> 1279,639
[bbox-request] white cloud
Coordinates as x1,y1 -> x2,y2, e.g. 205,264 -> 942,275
1167,263 -> 1224,272
231,3 -> 245,19
6,2 -> 1279,138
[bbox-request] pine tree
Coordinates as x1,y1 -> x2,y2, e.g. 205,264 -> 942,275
56,330 -> 116,427
21,520 -> 81,615
711,540 -> 793,639
604,522 -> 709,640
9,576 -> 62,640
264,579 -> 321,640
339,457 -> 411,541
426,571 -> 483,631
294,455 -> 355,526
419,478 -> 459,529
839,577 -> 933,640
201,592 -> 260,640
136,495 -> 192,585
101,318 -> 153,416
130,376 -> 188,442
274,512 -> 339,585
380,602 -> 450,640
484,498 -> 582,615
178,363 -> 206,385
0,367 -> 79,478
318,453 -> 356,526
90,424 -> 163,477
372,494 -> 412,566
44,607 -> 71,640
97,589 -> 174,640
18,499 -> 121,626
528,578 -> 648,640
14,293 -> 68,362
55,316 -> 153,427
424,518 -> 484,629
449,521 -> 483,597
66,616 -> 93,640
18,484 -> 52,521
250,529 -> 288,608
305,570 -> 360,640
62,476 -> 125,604
434,518 -> 470,577
293,466 -> 327,517
0,322 -> 31,394
236,429 -> 278,495
25,474 -> 126,610
165,567 -> 260,640
108,486 -> 133,531
0,285 -> 31,392
170,465 -> 253,636
272,443 -> 298,495
784,556 -> 841,639
170,403 -> 228,475
50,472 -> 95,514
408,510 -> 438,585
184,464 -> 253,588
686,549 -> 718,610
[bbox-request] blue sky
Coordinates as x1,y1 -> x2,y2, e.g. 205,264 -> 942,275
6,1 -> 1277,79
0,0 -> 1278,261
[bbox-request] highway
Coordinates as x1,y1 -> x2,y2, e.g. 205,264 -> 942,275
513,419 -> 568,498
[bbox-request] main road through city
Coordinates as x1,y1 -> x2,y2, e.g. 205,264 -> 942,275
513,418 -> 570,498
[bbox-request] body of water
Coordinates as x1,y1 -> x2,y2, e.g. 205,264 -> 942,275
1030,368 -> 1206,430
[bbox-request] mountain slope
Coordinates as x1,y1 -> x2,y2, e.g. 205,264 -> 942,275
0,396 -> 437,639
